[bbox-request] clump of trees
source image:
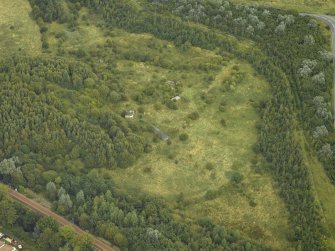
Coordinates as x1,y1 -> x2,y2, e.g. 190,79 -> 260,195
0,190 -> 94,250
0,56 -> 145,169
56,171 -> 268,250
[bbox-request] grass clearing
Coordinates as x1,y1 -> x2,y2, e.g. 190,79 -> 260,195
109,60 -> 291,249
297,130 -> 335,250
230,0 -> 335,14
0,0 -> 41,55
22,8 -> 291,249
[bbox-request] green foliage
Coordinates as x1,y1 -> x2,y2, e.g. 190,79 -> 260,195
0,55 -> 144,169
165,99 -> 178,110
188,111 -> 199,120
179,133 -> 189,141
0,197 -> 18,226
230,171 -> 244,184
76,190 -> 85,205
46,181 -> 57,200
29,0 -> 68,23
2,0 -> 334,250
58,173 -> 268,250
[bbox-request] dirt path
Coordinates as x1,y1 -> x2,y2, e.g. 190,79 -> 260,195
7,189 -> 115,251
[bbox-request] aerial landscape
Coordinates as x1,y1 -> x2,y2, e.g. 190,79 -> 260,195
0,0 -> 334,250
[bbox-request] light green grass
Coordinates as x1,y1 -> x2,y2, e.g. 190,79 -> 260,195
230,0 -> 335,14
297,130 -> 335,250
0,0 -> 41,55
108,60 -> 291,249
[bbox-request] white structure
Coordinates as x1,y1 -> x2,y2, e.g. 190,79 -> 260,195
125,110 -> 135,119
171,96 -> 181,101
166,80 -> 176,85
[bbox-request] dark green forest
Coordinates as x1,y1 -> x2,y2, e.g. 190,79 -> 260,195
0,0 -> 334,250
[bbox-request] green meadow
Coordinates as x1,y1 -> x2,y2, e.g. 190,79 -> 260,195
0,0 -> 41,55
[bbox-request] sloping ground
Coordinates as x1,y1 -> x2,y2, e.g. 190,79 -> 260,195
0,0 -> 41,55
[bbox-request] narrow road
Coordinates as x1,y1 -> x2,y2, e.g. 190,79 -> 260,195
8,189 -> 115,251
301,13 -> 335,127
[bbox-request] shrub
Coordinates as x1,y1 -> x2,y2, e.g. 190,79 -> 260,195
219,105 -> 225,112
143,167 -> 152,173
144,144 -> 152,153
40,26 -> 48,33
188,111 -> 199,120
42,40 -> 49,49
205,162 -> 214,170
179,133 -> 189,141
166,100 -> 178,110
205,189 -> 219,200
230,172 -> 243,184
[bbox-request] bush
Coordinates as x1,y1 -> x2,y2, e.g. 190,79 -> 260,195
205,189 -> 219,200
143,167 -> 152,173
40,26 -> 48,33
188,111 -> 199,120
166,100 -> 178,110
219,105 -> 225,112
42,40 -> 49,49
205,162 -> 214,170
220,119 -> 226,127
230,172 -> 243,184
144,144 -> 152,153
179,133 -> 189,141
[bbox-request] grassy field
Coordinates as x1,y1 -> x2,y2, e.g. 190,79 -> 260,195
231,0 -> 335,14
30,8 -> 294,249
0,0 -> 41,55
108,59 -> 291,249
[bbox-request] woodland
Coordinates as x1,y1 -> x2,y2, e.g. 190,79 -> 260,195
0,0 -> 334,250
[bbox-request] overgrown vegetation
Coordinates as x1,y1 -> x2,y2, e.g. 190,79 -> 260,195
0,0 -> 334,250
0,186 -> 94,250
